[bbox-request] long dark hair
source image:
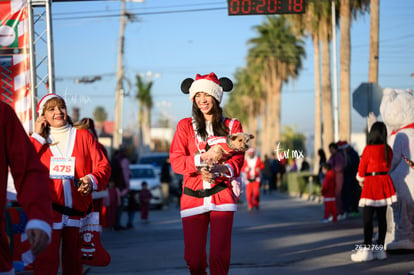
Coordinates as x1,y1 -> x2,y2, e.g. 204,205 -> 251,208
192,98 -> 228,140
368,121 -> 390,165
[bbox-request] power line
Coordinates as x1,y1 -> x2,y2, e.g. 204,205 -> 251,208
54,6 -> 227,21
53,1 -> 224,16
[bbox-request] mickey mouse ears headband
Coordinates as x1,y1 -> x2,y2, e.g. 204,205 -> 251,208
181,72 -> 233,103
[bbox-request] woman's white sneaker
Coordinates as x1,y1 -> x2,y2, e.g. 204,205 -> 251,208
351,247 -> 374,262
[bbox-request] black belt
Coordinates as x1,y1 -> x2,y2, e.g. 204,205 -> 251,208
184,182 -> 227,198
52,203 -> 92,217
365,172 -> 388,176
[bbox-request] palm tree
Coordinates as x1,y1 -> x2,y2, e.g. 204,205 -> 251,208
288,0 -> 335,154
317,1 -> 336,154
339,0 -> 351,142
93,105 -> 108,136
368,0 -> 379,83
93,106 -> 108,123
247,15 -> 305,155
339,0 -> 370,141
135,74 -> 153,151
225,67 -> 263,149
283,1 -> 324,173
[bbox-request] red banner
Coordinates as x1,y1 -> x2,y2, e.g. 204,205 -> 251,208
0,0 -> 32,132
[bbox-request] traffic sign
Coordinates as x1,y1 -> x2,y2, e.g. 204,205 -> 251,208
352,82 -> 383,117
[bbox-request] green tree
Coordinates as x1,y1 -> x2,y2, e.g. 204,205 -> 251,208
285,0 -> 369,171
247,15 -> 305,155
224,67 -> 262,148
135,74 -> 153,150
93,106 -> 108,123
279,125 -> 306,156
283,0 -> 324,173
339,0 -> 370,142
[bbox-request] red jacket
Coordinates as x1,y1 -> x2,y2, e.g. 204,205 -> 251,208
357,144 -> 396,206
30,126 -> 111,228
241,156 -> 264,183
170,117 -> 244,218
321,169 -> 336,199
0,102 -> 53,272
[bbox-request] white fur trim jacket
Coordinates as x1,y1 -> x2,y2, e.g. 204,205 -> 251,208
170,117 -> 244,218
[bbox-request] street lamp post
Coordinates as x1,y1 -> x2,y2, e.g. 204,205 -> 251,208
113,0 -> 127,150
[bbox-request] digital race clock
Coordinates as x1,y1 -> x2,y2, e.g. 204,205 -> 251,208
227,0 -> 306,16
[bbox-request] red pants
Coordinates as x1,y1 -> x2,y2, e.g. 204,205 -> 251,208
324,200 -> 337,222
34,226 -> 82,275
246,181 -> 260,209
141,203 -> 150,220
182,211 -> 234,275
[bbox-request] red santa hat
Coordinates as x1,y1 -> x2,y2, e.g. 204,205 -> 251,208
337,140 -> 350,150
247,148 -> 255,154
36,94 -> 64,116
180,72 -> 233,103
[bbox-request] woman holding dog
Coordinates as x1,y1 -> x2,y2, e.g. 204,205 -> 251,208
170,72 -> 245,275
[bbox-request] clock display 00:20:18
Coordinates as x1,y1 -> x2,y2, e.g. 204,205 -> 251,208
227,0 -> 305,15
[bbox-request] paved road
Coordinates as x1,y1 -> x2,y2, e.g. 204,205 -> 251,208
85,192 -> 414,275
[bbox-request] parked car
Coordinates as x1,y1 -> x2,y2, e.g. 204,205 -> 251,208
128,164 -> 162,209
137,152 -> 182,194
137,152 -> 170,176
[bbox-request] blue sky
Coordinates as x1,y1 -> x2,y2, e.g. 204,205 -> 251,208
49,0 -> 414,136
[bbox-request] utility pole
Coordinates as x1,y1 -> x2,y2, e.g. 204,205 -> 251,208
113,0 -> 127,150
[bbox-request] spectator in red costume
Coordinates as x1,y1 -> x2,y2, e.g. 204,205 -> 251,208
241,148 -> 264,210
320,163 -> 337,223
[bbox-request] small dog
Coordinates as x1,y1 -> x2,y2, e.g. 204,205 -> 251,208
227,133 -> 255,152
202,132 -> 254,199
204,132 -> 254,165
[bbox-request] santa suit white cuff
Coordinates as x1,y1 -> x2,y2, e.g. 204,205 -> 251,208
195,152 -> 209,168
85,174 -> 98,191
25,219 -> 52,243
356,174 -> 364,182
223,163 -> 234,178
31,132 -> 46,145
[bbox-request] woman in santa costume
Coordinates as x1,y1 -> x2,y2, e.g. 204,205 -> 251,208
241,148 -> 264,210
170,72 -> 245,275
351,121 -> 397,262
30,94 -> 111,275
